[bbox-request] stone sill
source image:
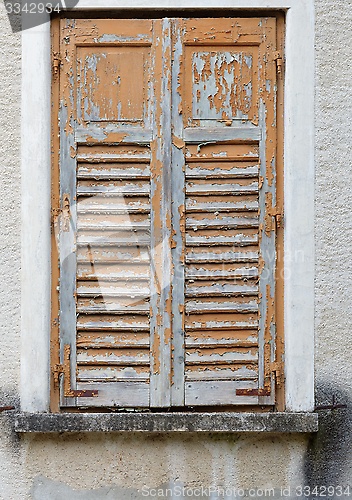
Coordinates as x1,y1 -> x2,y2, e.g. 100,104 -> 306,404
13,412 -> 318,433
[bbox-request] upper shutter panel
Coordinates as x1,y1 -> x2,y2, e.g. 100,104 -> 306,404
58,19 -> 173,408
171,18 -> 278,406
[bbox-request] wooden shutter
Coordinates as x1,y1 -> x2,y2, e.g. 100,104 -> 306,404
171,18 -> 279,406
55,18 -> 174,408
53,16 -> 282,409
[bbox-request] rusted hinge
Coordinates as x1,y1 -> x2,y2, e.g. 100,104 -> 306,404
63,344 -> 98,398
52,52 -> 61,78
273,51 -> 283,78
237,376 -> 272,397
52,363 -> 63,388
236,362 -> 283,397
51,207 -> 61,232
274,212 -> 283,229
236,387 -> 271,397
51,207 -> 61,219
265,207 -> 284,234
271,361 -> 284,389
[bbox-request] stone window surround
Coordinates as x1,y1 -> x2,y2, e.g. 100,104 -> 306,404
20,0 -> 315,427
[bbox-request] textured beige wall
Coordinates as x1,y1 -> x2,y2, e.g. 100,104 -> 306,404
309,0 -> 352,487
0,1 -> 351,498
0,3 -> 21,406
0,9 -> 23,500
1,425 -> 307,499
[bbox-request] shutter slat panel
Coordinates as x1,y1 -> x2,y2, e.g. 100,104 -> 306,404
186,284 -> 258,297
186,248 -> 258,263
186,299 -> 258,314
77,304 -> 149,314
74,382 -> 150,407
77,283 -> 150,297
186,199 -> 259,213
78,367 -> 150,382
75,126 -> 152,402
77,332 -> 150,348
186,163 -> 259,179
77,196 -> 150,215
185,318 -> 259,330
76,125 -> 153,144
77,239 -> 150,248
184,141 -> 260,390
185,380 -> 258,406
186,350 -> 258,364
185,335 -> 258,348
183,126 -> 261,143
78,213 -> 150,229
185,366 -> 258,381
77,183 -> 150,196
77,163 -> 150,179
77,248 -> 150,264
186,215 -> 259,229
186,234 -> 259,246
77,314 -> 150,331
77,264 -> 150,280
186,181 -> 258,195
77,349 -> 150,365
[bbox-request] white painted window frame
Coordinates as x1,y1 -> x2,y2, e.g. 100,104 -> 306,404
21,0 -> 315,413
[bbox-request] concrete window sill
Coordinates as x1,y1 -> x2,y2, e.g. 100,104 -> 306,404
13,412 -> 318,433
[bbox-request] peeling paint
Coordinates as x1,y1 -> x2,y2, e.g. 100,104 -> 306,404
52,16 -> 283,410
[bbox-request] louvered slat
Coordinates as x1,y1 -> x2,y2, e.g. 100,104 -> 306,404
76,149 -> 151,388
184,146 -> 260,385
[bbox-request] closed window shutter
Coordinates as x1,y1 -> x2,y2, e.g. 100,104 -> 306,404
54,17 -> 280,408
171,18 -> 279,407
57,19 -> 173,407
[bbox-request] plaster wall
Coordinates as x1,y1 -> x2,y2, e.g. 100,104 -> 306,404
307,0 -> 352,488
0,0 -> 350,498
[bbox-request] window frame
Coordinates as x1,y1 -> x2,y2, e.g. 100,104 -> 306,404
21,0 -> 315,413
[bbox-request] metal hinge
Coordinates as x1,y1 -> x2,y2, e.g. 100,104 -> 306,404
265,207 -> 284,234
51,207 -> 61,227
236,363 -> 283,397
273,51 -> 283,77
51,207 -> 61,218
271,362 -> 284,388
236,387 -> 271,397
52,52 -> 61,78
236,375 -> 272,397
51,194 -> 71,232
52,363 -> 64,388
274,211 -> 283,229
